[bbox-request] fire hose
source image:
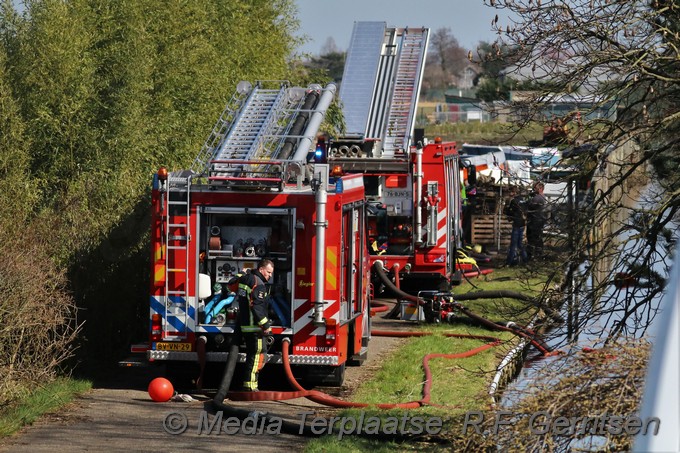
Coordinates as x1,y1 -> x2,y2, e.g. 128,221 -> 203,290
452,304 -> 557,356
372,260 -> 560,352
210,332 -> 502,437
374,260 -> 563,323
369,301 -> 390,315
215,334 -> 500,408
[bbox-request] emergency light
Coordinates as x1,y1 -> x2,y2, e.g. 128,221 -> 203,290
314,138 -> 328,163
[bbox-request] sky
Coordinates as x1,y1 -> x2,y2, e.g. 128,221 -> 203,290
294,0 -> 506,55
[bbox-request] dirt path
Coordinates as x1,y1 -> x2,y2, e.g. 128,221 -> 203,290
0,300 -> 413,452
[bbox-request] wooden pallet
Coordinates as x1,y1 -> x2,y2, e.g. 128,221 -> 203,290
471,214 -> 512,247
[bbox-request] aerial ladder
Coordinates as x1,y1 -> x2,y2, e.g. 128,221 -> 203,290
337,22 -> 429,160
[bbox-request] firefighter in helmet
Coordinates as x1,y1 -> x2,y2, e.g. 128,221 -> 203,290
237,258 -> 274,391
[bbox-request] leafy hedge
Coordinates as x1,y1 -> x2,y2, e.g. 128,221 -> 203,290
0,0 -> 308,399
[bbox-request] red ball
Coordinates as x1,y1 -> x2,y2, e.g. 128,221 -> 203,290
148,377 -> 174,402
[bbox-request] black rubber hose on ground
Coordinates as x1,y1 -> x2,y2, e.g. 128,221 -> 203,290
453,290 -> 564,323
372,260 -> 557,355
373,261 -> 562,323
373,260 -> 563,323
209,338 -> 318,436
213,340 -> 240,404
454,303 -> 554,355
383,300 -> 402,319
209,399 -> 318,436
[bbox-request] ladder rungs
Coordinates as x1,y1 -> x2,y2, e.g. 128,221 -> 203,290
168,268 -> 187,273
167,290 -> 186,295
167,245 -> 188,250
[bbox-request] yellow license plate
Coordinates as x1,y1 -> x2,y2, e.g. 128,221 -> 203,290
155,342 -> 192,352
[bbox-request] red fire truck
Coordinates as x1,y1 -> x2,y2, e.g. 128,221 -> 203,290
132,23 -> 470,387
330,22 -> 465,294
134,81 -> 370,386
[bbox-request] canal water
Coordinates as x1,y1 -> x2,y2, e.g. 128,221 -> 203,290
498,180 -> 679,450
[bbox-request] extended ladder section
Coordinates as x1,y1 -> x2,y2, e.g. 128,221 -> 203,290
191,81 -> 337,190
338,22 -> 429,159
191,81 -> 253,174
381,28 -> 429,157
212,85 -> 288,162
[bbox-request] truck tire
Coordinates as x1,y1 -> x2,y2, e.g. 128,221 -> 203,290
322,363 -> 346,387
304,363 -> 346,387
164,361 -> 196,391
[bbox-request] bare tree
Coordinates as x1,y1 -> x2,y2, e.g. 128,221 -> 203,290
320,36 -> 339,55
446,2 -> 680,449
423,27 -> 469,92
480,0 -> 680,342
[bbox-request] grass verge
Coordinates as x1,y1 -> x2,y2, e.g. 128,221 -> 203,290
304,263 -> 556,452
0,378 -> 92,438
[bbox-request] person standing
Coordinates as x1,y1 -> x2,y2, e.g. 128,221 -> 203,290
504,186 -> 528,266
526,182 -> 549,260
236,259 -> 274,391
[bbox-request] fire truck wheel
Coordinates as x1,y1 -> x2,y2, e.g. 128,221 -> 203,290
164,361 -> 197,392
323,363 -> 346,387
306,363 -> 346,387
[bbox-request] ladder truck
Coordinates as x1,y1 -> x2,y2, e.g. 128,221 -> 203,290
329,22 -> 465,295
134,80 -> 370,386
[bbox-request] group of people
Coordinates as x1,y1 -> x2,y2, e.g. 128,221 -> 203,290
505,182 -> 549,266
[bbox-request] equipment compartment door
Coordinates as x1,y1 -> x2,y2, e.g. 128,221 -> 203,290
444,155 -> 462,269
341,206 -> 363,321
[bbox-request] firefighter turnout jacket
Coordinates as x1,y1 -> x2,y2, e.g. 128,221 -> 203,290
237,269 -> 271,333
